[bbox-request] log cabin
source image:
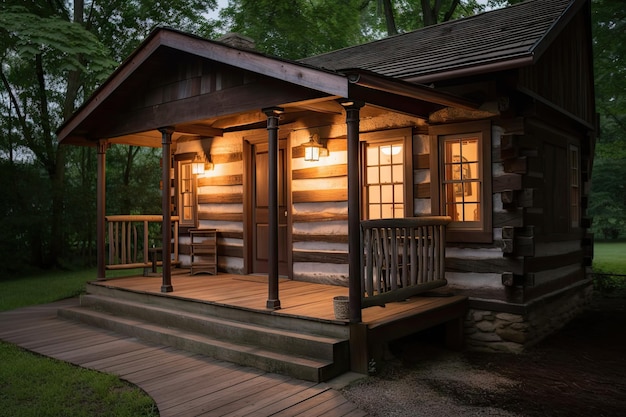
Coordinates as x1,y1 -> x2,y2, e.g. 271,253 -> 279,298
57,0 -> 596,379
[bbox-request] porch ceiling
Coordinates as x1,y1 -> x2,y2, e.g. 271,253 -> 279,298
104,100 -> 397,148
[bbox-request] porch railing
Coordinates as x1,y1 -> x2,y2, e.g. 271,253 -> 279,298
105,215 -> 179,270
361,216 -> 452,308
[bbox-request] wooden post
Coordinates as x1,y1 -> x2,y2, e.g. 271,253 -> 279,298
159,127 -> 174,293
96,140 -> 108,280
341,100 -> 364,323
263,107 -> 284,310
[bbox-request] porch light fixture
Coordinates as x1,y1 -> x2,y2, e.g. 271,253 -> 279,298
381,144 -> 402,156
302,134 -> 328,162
191,152 -> 213,174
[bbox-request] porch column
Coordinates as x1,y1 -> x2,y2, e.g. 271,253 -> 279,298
341,100 -> 364,323
159,127 -> 174,293
96,140 -> 108,280
263,106 -> 284,310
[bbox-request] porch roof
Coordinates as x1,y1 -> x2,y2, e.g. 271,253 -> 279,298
56,27 -> 478,147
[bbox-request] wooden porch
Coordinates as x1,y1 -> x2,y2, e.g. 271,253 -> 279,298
80,215 -> 470,380
62,270 -> 468,381
89,272 -> 465,326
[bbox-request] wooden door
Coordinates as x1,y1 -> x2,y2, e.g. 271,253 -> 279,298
252,142 -> 289,275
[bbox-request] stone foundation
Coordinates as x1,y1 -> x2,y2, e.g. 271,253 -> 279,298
464,281 -> 593,353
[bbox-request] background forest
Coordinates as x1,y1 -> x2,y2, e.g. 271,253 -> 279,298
0,0 -> 624,275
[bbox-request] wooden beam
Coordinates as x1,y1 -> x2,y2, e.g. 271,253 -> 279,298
292,164 -> 347,180
174,123 -> 223,137
292,189 -> 347,203
198,193 -> 243,204
159,127 -> 174,293
292,212 -> 349,223
105,79 -> 328,140
198,174 -> 243,186
198,212 -> 244,222
342,101 -> 364,324
292,251 -> 348,264
292,233 -> 348,243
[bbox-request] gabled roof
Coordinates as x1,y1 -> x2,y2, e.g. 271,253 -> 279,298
300,0 -> 582,83
56,28 -> 349,145
57,27 -> 477,146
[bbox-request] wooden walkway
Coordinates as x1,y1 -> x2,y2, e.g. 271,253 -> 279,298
0,299 -> 368,417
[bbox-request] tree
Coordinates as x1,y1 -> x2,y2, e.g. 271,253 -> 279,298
217,0 -> 367,59
217,0 -> 489,59
0,2 -> 115,267
589,0 -> 626,239
0,0 -> 216,269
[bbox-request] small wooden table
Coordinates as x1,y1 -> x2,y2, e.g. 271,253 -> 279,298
190,229 -> 217,275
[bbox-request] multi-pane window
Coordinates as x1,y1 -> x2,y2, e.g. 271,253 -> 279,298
365,142 -> 405,219
570,145 -> 580,228
430,121 -> 492,243
178,161 -> 196,226
441,136 -> 481,224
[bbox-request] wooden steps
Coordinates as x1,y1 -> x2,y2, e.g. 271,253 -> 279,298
58,285 -> 350,382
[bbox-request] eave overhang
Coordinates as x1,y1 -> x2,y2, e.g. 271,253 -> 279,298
57,28 -> 481,148
403,0 -> 584,84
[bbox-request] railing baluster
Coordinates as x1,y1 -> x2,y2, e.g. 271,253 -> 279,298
104,215 -> 180,270
401,227 -> 409,288
360,217 -> 451,308
389,227 -> 398,290
377,228 -> 383,292
363,229 -> 374,297
410,226 -> 417,285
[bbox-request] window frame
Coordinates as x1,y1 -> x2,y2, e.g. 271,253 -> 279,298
429,121 -> 492,243
174,153 -> 199,228
569,144 -> 580,229
360,129 -> 414,220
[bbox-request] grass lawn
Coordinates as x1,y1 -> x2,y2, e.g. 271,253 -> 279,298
0,268 -> 158,417
1,241 -> 624,416
593,241 -> 626,275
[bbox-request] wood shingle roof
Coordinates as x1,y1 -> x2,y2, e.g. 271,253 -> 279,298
300,0 -> 580,83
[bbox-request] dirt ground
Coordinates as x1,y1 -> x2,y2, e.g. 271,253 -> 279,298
342,292 -> 626,417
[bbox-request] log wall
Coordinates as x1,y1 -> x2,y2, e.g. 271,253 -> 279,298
177,137 -> 246,273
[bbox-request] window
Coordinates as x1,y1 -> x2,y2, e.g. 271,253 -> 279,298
570,145 -> 580,228
361,130 -> 413,220
430,121 -> 492,242
178,160 -> 197,227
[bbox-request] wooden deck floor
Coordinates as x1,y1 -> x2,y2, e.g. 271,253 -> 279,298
94,272 -> 463,326
0,299 -> 368,417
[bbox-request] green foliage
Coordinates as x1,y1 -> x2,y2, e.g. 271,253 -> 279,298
218,0 -> 367,59
592,242 -> 626,295
0,5 -> 116,79
0,1 -> 218,271
589,0 -> 626,240
0,159 -> 51,273
0,342 -> 158,417
593,242 -> 626,275
216,0 -> 488,59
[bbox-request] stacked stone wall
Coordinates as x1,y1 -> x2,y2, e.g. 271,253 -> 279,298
464,282 -> 593,353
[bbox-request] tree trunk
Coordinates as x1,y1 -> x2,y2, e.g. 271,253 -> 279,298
420,0 -> 460,26
382,0 -> 398,35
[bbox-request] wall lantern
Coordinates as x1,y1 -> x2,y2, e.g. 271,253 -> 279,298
191,152 -> 213,174
302,134 -> 328,162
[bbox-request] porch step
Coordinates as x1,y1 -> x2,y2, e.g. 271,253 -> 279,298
58,294 -> 349,382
